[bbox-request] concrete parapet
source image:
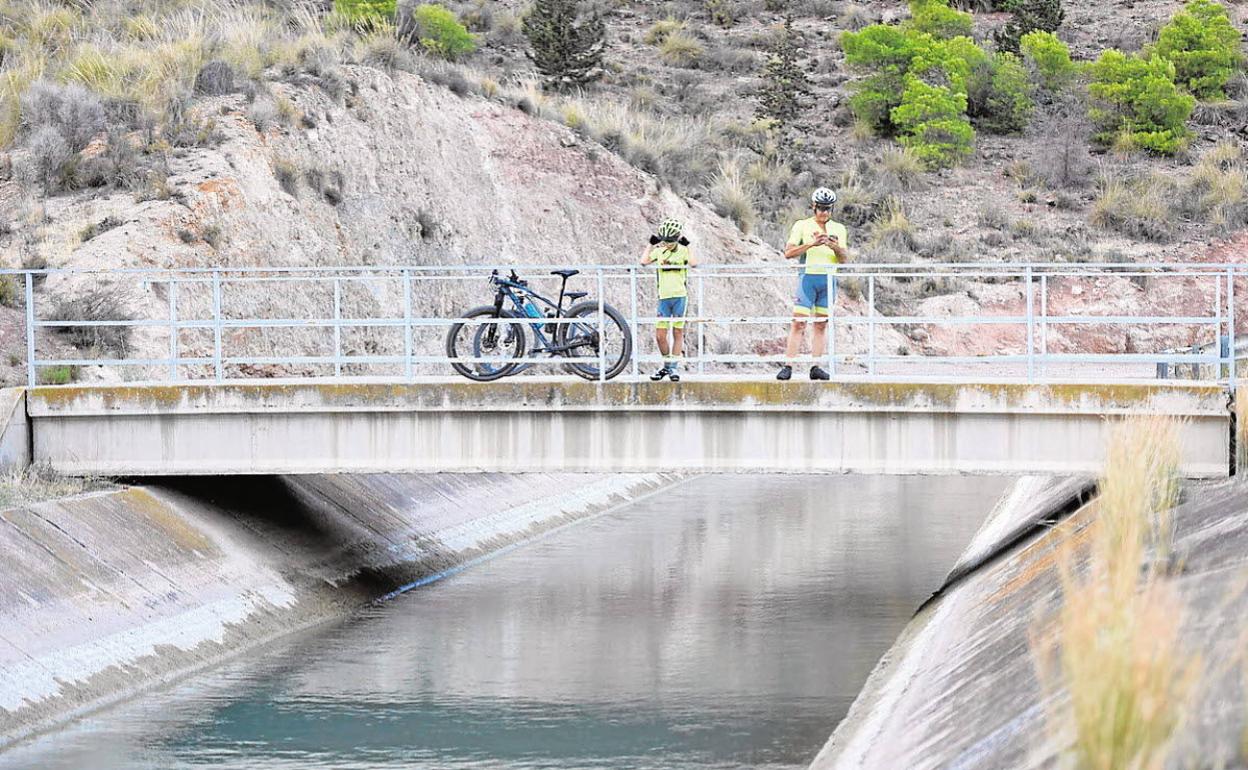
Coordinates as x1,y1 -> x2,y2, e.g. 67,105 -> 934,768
0,471 -> 675,748
0,388 -> 30,471
25,379 -> 1234,477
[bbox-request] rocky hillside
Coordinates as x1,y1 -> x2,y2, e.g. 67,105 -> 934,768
0,0 -> 1244,382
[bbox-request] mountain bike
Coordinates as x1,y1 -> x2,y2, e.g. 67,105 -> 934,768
446,269 -> 633,382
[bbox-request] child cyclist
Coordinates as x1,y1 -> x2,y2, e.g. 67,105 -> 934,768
640,217 -> 699,382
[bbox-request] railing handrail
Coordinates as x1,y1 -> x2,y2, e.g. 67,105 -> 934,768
18,262 -> 1248,388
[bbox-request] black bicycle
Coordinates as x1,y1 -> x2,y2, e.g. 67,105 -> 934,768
446,269 -> 633,382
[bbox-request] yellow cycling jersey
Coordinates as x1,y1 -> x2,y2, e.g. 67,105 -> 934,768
787,217 -> 848,275
649,243 -> 691,299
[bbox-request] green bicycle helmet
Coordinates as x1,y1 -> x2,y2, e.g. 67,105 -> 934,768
657,217 -> 683,241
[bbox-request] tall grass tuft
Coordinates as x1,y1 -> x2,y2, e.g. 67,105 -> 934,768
708,155 -> 757,234
1036,415 -> 1199,770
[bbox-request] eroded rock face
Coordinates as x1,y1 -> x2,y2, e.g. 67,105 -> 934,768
7,66 -> 863,379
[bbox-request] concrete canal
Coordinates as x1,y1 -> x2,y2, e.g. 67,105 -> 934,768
0,474 -> 1009,769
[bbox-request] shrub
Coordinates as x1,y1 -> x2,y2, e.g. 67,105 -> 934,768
1091,172 -> 1178,242
50,287 -> 132,357
79,215 -> 123,242
19,81 -> 105,152
1152,0 -> 1243,101
869,197 -> 918,252
659,32 -> 703,67
709,157 -> 757,233
994,0 -> 1064,55
1180,140 -> 1248,232
1019,31 -> 1076,93
334,0 -> 396,28
406,4 -> 476,61
906,0 -> 973,40
879,146 -> 926,189
967,52 -> 1034,134
644,18 -> 683,45
274,158 -> 300,196
706,0 -> 739,28
17,125 -> 75,191
195,60 -> 237,96
1088,51 -> 1194,155
247,99 -> 280,132
523,0 -> 606,91
755,19 -> 814,136
891,76 -> 974,168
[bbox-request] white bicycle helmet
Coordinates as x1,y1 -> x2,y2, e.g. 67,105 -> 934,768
657,217 -> 683,240
812,187 -> 837,206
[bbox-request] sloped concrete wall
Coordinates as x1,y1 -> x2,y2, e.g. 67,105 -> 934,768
0,388 -> 29,470
0,471 -> 675,748
813,477 -> 1248,769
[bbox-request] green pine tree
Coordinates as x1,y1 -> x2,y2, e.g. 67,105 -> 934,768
755,18 -> 814,136
994,0 -> 1065,55
522,0 -> 606,91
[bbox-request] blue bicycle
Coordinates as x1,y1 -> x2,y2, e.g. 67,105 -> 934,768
446,269 -> 633,382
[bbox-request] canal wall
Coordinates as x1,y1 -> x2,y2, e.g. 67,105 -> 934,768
0,471 -> 677,749
812,476 -> 1248,769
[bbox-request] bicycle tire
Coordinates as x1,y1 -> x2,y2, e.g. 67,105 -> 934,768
446,306 -> 527,381
556,300 -> 633,381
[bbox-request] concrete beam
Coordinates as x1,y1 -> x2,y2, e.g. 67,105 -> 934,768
26,379 -> 1232,477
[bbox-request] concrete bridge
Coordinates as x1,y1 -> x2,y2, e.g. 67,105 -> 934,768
4,379 -> 1235,477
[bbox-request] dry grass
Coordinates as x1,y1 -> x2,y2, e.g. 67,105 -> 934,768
708,155 -> 757,234
1034,415 -> 1199,770
1181,141 -> 1248,234
0,462 -> 114,509
658,31 -> 703,67
643,18 -> 684,45
869,197 -> 917,253
1091,172 -> 1178,243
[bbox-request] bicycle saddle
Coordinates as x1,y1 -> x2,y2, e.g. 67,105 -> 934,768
551,269 -> 580,278
564,291 -> 588,300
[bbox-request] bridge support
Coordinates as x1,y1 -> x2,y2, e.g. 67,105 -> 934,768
24,380 -> 1232,477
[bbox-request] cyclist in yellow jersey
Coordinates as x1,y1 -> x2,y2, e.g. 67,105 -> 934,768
778,187 -> 850,381
640,217 -> 699,382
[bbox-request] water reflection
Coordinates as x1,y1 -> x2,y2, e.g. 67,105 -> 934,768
0,474 -> 1008,770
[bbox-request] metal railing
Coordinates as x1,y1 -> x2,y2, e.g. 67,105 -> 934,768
13,262 -> 1248,387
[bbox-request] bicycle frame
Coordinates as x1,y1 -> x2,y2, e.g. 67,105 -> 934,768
492,277 -> 585,356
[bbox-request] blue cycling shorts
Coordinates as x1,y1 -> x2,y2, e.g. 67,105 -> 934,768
657,296 -> 687,329
794,273 -> 836,316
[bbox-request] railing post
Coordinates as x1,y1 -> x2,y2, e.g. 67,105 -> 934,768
168,279 -> 178,382
828,270 -> 836,376
1040,273 -> 1048,379
24,272 -> 35,387
212,270 -> 223,381
1025,266 -> 1035,382
596,269 -> 606,383
696,272 -> 705,376
629,266 -> 638,380
333,277 -> 342,378
867,273 -> 876,376
403,270 -> 413,381
1229,267 -> 1236,389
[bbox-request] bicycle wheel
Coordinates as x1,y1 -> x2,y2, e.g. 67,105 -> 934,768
446,306 -> 527,381
556,300 -> 633,381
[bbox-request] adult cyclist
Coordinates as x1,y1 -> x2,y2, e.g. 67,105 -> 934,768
778,187 -> 849,381
640,217 -> 698,382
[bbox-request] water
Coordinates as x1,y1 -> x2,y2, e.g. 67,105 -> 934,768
1,474 -> 1009,770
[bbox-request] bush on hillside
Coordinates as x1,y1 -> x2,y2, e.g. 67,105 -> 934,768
967,52 -> 1034,133
1019,31 -> 1076,93
756,19 -> 814,135
523,0 -> 606,91
1088,50 -> 1194,155
842,24 -> 926,132
1152,0 -> 1243,101
403,4 -> 476,61
906,0 -> 973,40
334,0 -> 396,28
994,0 -> 1064,55
891,76 -> 974,168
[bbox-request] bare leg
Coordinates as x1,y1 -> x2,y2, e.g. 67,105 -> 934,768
784,319 -> 807,361
811,315 -> 828,359
655,327 -> 671,359
672,327 -> 685,358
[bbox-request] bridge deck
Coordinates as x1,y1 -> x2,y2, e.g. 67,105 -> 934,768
23,379 -> 1232,477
